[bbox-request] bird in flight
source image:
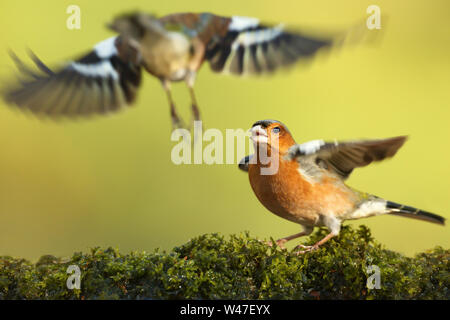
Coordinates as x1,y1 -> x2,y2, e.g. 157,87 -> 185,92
239,120 -> 445,253
2,12 -> 352,129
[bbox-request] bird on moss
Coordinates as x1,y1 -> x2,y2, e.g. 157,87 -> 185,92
239,120 -> 445,253
2,12 -> 356,129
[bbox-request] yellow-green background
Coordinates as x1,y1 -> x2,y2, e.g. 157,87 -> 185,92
0,0 -> 448,260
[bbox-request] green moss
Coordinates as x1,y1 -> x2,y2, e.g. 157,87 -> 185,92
0,225 -> 448,300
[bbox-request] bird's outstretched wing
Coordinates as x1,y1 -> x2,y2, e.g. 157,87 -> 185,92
287,136 -> 407,180
205,15 -> 333,76
2,37 -> 142,118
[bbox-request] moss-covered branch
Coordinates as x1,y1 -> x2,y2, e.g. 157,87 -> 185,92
0,226 -> 448,300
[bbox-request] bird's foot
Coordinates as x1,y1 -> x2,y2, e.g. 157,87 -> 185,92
187,117 -> 203,144
171,116 -> 186,131
171,112 -> 194,143
275,239 -> 288,249
294,244 -> 319,255
172,125 -> 191,147
264,239 -> 288,249
170,101 -> 187,130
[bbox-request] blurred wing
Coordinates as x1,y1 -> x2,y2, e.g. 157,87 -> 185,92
2,37 -> 142,118
205,16 -> 332,75
287,136 -> 407,180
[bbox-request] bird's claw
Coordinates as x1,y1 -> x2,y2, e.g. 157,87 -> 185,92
261,239 -> 287,249
275,239 -> 288,249
171,117 -> 186,131
294,244 -> 319,255
170,102 -> 187,131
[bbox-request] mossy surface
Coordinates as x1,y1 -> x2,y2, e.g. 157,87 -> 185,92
1,226 -> 448,300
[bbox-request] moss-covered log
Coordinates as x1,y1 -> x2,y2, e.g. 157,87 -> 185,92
0,225 -> 448,300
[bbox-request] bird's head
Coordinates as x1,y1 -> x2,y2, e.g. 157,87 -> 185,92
250,120 -> 296,154
108,12 -> 163,40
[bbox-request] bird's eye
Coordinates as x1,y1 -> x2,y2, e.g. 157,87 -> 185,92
272,127 -> 281,134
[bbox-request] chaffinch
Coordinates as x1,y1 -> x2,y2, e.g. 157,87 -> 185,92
3,12 -> 348,128
239,120 -> 445,253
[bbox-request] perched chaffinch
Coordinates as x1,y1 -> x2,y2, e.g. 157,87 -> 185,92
2,12 -> 350,128
239,120 -> 445,253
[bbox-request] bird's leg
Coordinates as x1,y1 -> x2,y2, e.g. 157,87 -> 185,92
296,218 -> 340,254
189,87 -> 201,122
185,72 -> 202,143
267,227 -> 313,249
186,72 -> 201,126
270,232 -> 306,249
162,79 -> 185,129
295,232 -> 337,254
188,87 -> 203,143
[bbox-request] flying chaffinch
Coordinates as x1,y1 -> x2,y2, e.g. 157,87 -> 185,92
2,12 -> 352,128
239,120 -> 445,253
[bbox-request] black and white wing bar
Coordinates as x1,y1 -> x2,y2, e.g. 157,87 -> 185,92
2,37 -> 142,117
206,16 -> 333,75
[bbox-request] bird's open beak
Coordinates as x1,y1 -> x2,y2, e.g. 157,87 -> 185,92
250,125 -> 268,145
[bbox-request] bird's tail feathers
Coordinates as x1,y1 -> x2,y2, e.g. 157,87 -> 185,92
386,201 -> 445,225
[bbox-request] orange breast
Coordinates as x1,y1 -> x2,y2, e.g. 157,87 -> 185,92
248,158 -> 357,226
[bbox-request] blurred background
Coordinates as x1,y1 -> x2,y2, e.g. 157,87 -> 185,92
0,0 -> 448,260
